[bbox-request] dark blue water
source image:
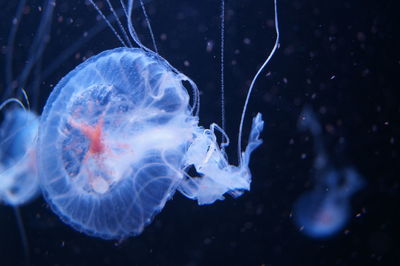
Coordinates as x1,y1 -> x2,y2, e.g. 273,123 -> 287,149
0,0 -> 398,265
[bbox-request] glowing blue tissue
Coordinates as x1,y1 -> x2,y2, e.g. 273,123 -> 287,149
293,107 -> 363,238
0,109 -> 40,206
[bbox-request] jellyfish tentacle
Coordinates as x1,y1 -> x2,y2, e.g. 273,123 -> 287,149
139,0 -> 158,53
88,0 -> 128,47
180,113 -> 264,205
105,0 -> 133,47
237,0 -> 280,164
4,0 -> 26,98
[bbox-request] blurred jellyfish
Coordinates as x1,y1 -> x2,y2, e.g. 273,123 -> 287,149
293,107 -> 364,238
0,108 -> 40,206
1,0 -> 57,205
36,0 -> 279,239
0,105 -> 40,265
0,0 -> 56,261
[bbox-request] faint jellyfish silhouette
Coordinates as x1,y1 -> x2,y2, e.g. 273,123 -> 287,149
37,0 -> 279,239
0,107 -> 40,206
0,104 -> 39,265
0,0 -> 56,262
1,0 -> 57,206
292,106 -> 363,238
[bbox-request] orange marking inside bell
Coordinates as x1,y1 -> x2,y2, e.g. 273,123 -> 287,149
69,117 -> 105,155
68,116 -> 111,192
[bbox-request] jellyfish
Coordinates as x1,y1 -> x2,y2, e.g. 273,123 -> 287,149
292,107 -> 363,238
0,1 -> 56,261
0,107 -> 40,206
0,105 -> 40,263
37,0 -> 279,239
0,0 -> 56,206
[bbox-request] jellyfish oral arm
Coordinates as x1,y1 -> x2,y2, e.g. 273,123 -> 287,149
180,113 -> 264,205
242,113 -> 264,166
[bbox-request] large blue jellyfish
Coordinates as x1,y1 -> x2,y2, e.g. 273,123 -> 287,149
36,0 -> 279,239
293,107 -> 363,238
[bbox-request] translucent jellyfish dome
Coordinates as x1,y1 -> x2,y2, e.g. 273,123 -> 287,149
37,47 -> 263,239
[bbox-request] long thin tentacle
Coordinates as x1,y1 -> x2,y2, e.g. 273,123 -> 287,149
237,0 -> 280,164
16,0 -> 55,93
139,0 -> 158,53
220,0 -> 226,148
4,0 -> 27,99
88,0 -> 128,47
14,207 -> 30,266
105,0 -> 133,47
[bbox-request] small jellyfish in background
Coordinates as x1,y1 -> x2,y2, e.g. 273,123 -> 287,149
0,0 -> 55,261
0,0 -> 55,206
0,104 -> 40,263
37,0 -> 279,239
292,106 -> 364,239
0,106 -> 40,206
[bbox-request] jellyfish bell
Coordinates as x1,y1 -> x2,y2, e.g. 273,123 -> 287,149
293,189 -> 349,239
294,169 -> 346,239
0,107 -> 40,206
37,0 -> 278,239
293,107 -> 364,239
293,167 -> 364,239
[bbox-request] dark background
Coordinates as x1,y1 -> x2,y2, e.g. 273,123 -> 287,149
0,0 -> 399,265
